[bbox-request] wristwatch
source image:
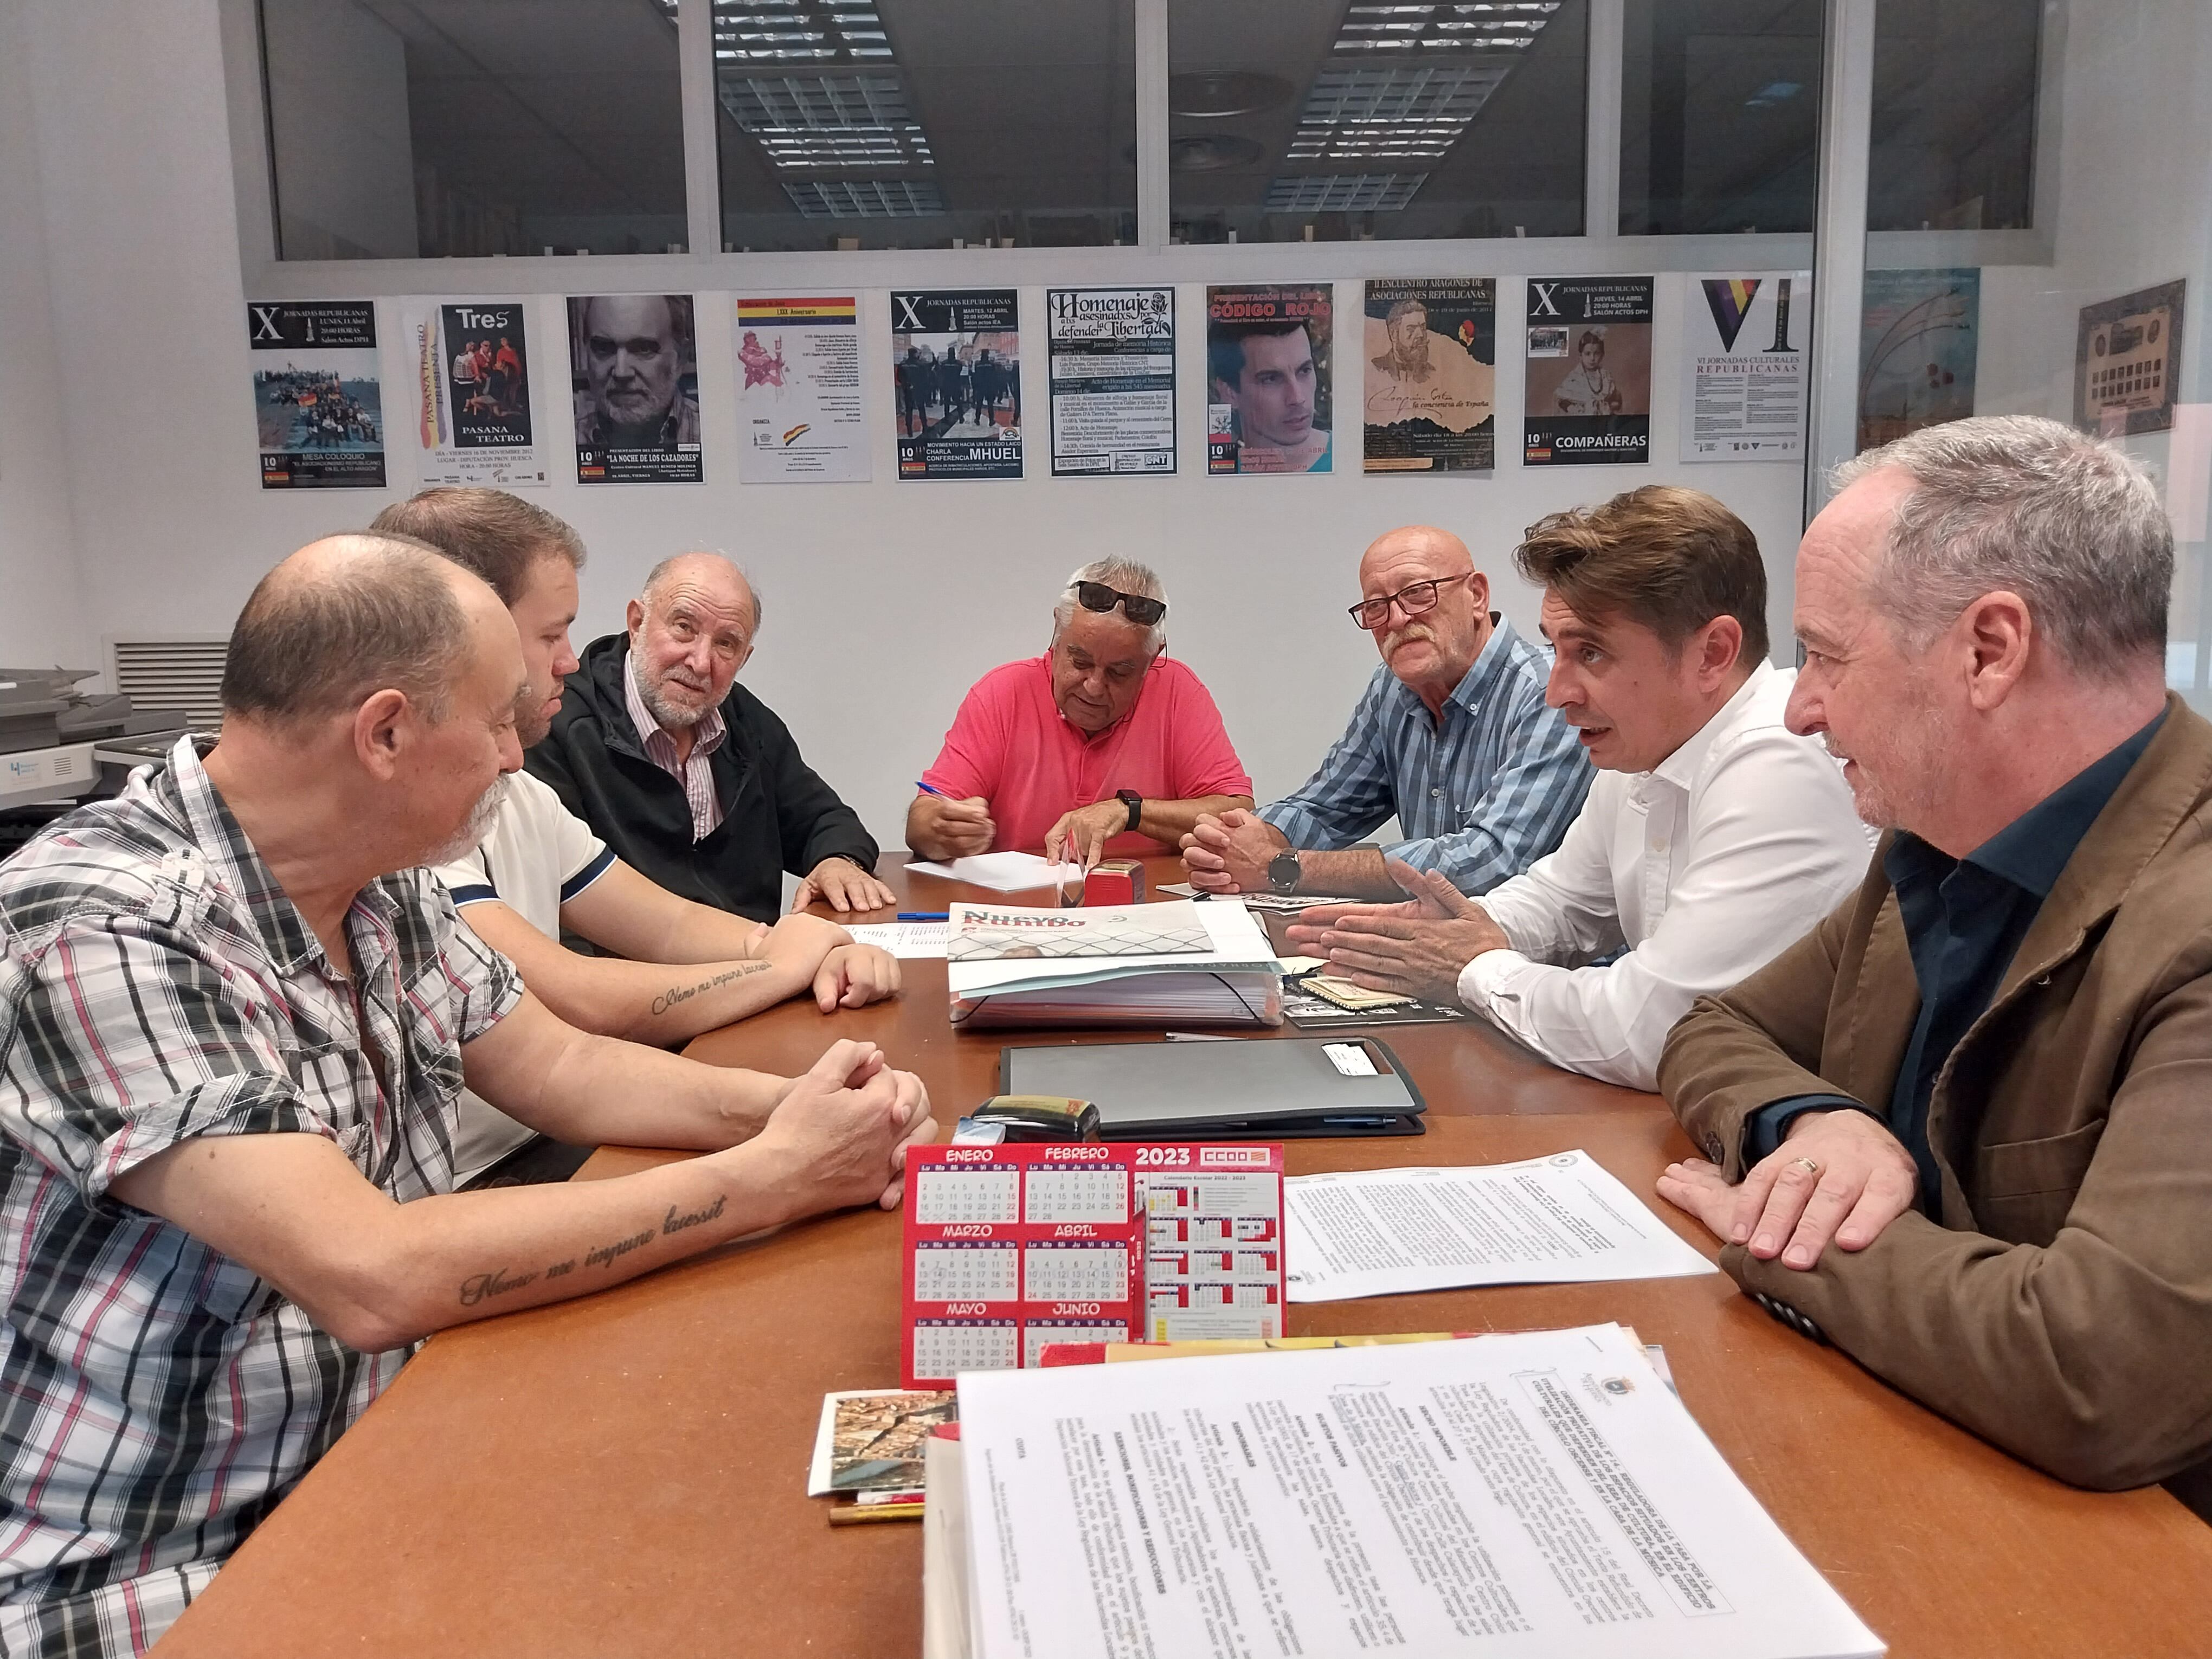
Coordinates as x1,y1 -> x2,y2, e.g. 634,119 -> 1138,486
1267,849 -> 1302,894
1115,789 -> 1143,833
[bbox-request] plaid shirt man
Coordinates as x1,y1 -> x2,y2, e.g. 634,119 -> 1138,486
0,736 -> 519,1656
1257,615 -> 1592,893
625,650 -> 727,841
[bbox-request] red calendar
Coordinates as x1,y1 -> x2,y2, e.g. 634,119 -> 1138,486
901,1143 -> 1287,1387
903,1144 -> 1143,1388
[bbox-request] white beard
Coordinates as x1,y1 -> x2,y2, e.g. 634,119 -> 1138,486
426,774 -> 510,865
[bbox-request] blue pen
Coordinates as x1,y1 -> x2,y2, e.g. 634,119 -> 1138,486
914,779 -> 945,796
898,912 -> 949,922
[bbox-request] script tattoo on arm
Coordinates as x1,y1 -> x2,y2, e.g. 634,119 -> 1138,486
650,960 -> 773,1018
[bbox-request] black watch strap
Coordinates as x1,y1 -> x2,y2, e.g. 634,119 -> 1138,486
1116,789 -> 1143,832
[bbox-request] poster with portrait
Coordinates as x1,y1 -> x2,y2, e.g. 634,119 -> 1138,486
736,295 -> 869,483
1857,268 -> 1979,451
1362,278 -> 1494,474
406,299 -> 544,487
248,300 -> 385,489
1046,287 -> 1176,478
1521,277 -> 1652,466
891,289 -> 1023,480
1679,272 -> 1809,464
1206,283 -> 1333,474
567,294 -> 702,484
2075,279 -> 2185,437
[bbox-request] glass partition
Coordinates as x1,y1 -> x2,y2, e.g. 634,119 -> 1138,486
260,0 -> 689,259
713,0 -> 1137,250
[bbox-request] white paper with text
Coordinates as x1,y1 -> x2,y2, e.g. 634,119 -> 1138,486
1284,1150 -> 1719,1302
958,1323 -> 1881,1659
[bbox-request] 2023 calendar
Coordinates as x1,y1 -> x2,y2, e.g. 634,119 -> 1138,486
901,1143 -> 1286,1388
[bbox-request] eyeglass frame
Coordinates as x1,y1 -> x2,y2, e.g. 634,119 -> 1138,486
1346,571 -> 1476,630
1070,580 -> 1168,628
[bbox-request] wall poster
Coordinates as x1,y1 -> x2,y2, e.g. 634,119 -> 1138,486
1206,283 -> 1333,474
1679,272 -> 1809,464
736,295 -> 869,483
1522,277 -> 1653,467
406,299 -> 544,487
248,300 -> 385,489
567,294 -> 702,484
892,289 -> 1023,480
1857,268 -> 1979,451
1046,287 -> 1175,478
1361,278 -> 1495,474
2075,279 -> 2185,437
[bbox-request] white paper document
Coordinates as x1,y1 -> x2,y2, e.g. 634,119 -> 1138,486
958,1324 -> 1882,1659
1284,1149 -> 1720,1303
845,920 -> 950,959
905,852 -> 1082,892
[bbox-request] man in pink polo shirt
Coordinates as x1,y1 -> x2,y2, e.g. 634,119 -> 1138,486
909,559 -> 1255,867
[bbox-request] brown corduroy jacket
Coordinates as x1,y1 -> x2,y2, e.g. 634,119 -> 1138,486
1660,692 -> 2212,1497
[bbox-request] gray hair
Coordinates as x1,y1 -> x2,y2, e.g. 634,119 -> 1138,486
1832,414 -> 2171,678
642,550 -> 763,635
1052,557 -> 1167,653
222,533 -> 472,725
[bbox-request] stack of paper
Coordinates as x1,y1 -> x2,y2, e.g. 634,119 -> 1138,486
905,852 -> 1082,893
947,898 -> 1283,1028
928,1324 -> 1884,1659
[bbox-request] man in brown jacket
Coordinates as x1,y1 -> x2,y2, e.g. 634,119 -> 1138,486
1656,413 -> 2212,1510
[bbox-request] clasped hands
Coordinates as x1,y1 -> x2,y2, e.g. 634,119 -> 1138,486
1281,857 -> 1512,1004
1656,1108 -> 1919,1271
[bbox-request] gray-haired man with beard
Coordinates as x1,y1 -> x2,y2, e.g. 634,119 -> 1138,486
527,550 -> 895,921
0,534 -> 934,1654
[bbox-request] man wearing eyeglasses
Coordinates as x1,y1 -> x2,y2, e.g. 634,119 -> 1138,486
1182,523 -> 1590,901
908,558 -> 1255,869
1284,487 -> 1870,1091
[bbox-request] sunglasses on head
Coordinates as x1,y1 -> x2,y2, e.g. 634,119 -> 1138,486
1071,581 -> 1168,628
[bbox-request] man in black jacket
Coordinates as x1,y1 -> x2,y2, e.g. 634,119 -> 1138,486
527,551 -> 896,919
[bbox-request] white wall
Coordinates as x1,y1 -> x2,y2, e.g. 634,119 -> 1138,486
3,0 -> 1814,850
30,2 -> 2204,845
0,0 -> 87,670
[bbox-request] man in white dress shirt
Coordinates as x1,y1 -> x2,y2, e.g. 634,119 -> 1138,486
1288,485 -> 1871,1090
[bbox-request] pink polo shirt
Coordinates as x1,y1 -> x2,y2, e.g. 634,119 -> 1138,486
921,653 -> 1253,855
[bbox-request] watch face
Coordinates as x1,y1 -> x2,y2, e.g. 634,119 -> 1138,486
1269,851 -> 1301,892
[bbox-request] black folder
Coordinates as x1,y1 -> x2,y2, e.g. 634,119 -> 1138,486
998,1036 -> 1427,1140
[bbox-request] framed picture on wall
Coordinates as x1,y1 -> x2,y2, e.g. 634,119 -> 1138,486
2075,280 -> 2185,437
247,301 -> 386,490
1361,278 -> 1495,474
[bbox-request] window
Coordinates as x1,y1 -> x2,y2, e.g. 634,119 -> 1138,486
260,0 -> 689,259
713,0 -> 1137,250
1166,1 -> 1586,244
1868,0 -> 2040,232
1618,0 -> 1822,236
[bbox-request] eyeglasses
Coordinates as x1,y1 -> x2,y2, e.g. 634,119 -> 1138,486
1071,581 -> 1168,628
1347,571 -> 1474,630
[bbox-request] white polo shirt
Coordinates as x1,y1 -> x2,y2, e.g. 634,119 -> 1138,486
433,769 -> 616,1179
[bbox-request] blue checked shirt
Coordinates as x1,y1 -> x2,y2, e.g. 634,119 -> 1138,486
0,736 -> 519,1656
1258,616 -> 1592,893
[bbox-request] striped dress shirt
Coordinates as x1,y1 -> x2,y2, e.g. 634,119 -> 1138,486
0,737 -> 519,1656
1257,615 -> 1592,893
623,653 -> 728,841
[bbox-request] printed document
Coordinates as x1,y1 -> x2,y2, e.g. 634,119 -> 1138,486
958,1323 -> 1882,1659
845,920 -> 950,959
1285,1150 -> 1719,1302
905,852 -> 1082,892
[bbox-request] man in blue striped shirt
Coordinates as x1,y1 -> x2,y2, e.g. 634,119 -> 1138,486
1182,524 -> 1590,901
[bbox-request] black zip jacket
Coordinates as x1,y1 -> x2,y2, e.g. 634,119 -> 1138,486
523,634 -> 878,923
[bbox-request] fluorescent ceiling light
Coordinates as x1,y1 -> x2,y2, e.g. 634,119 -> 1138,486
711,1 -> 895,63
1263,172 -> 1429,213
721,72 -> 935,169
783,179 -> 947,218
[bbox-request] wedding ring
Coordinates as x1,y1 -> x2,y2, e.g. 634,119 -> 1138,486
1789,1155 -> 1821,1177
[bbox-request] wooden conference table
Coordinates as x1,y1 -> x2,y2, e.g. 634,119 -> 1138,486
158,855 -> 2212,1657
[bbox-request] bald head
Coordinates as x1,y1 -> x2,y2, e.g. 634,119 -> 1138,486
222,533 -> 503,727
1352,524 -> 1493,710
627,550 -> 762,734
